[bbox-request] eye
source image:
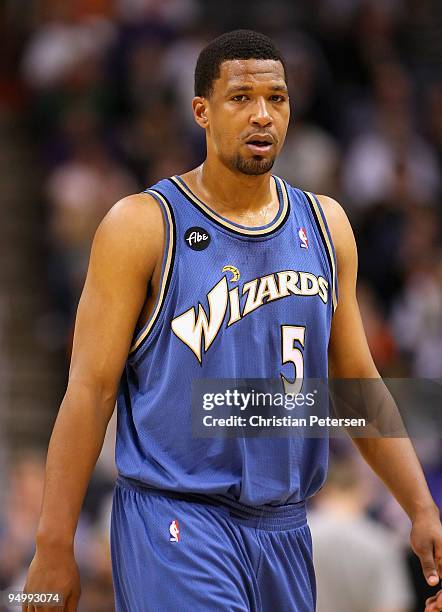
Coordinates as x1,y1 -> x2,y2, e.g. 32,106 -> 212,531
270,95 -> 286,102
231,95 -> 249,102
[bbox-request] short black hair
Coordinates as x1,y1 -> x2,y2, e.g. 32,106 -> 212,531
194,29 -> 287,98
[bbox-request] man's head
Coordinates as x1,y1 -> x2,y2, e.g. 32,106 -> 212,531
193,30 -> 290,176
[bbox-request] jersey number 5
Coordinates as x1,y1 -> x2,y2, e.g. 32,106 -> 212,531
281,325 -> 305,395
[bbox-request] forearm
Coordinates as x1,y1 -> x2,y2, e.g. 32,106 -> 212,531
36,381 -> 115,550
352,437 -> 438,520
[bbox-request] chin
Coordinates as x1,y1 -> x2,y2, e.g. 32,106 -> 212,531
233,155 -> 276,176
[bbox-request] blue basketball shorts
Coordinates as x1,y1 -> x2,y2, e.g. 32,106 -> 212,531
110,477 -> 316,611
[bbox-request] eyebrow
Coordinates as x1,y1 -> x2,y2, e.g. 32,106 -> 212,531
225,84 -> 288,95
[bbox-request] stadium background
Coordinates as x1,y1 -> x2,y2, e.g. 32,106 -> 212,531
0,0 -> 440,610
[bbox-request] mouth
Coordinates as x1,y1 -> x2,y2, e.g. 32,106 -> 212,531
244,134 -> 274,155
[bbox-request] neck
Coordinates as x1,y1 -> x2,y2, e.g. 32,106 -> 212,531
187,154 -> 275,215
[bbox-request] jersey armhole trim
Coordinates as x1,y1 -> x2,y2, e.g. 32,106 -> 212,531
303,190 -> 338,313
129,189 -> 176,354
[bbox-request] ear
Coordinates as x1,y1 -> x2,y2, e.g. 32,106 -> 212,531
192,97 -> 209,129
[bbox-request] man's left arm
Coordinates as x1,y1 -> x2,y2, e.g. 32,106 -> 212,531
319,194 -> 442,593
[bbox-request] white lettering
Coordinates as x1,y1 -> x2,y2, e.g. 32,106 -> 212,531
186,231 -> 208,246
171,277 -> 228,362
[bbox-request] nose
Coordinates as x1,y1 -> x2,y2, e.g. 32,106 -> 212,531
250,97 -> 272,128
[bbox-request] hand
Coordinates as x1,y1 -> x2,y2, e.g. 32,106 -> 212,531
410,506 -> 442,588
425,590 -> 442,611
22,546 -> 81,612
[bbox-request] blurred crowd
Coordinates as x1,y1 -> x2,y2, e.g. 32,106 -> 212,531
0,0 -> 440,610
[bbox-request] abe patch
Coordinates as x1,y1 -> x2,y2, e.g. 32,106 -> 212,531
184,227 -> 211,251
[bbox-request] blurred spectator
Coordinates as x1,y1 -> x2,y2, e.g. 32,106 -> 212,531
356,202 -> 406,314
274,122 -> 341,196
424,83 -> 442,158
161,28 -> 210,132
21,8 -> 115,91
309,457 -> 415,612
392,248 -> 442,377
46,137 -> 137,314
357,281 -> 400,374
0,452 -> 45,590
116,0 -> 200,28
343,61 -> 439,209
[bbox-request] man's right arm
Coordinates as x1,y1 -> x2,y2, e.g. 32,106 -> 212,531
23,192 -> 164,611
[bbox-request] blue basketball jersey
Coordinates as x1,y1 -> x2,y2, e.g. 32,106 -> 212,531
115,175 -> 338,507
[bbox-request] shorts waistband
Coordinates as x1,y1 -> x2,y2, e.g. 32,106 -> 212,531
116,476 -> 307,530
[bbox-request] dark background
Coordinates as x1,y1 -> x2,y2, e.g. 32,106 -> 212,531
0,1 -> 440,610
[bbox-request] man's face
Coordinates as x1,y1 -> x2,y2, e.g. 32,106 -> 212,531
199,59 -> 290,175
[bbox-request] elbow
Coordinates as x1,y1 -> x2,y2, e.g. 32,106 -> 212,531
63,377 -> 117,422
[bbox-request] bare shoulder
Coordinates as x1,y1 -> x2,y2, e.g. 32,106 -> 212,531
99,192 -> 164,244
92,192 -> 164,271
70,192 -> 165,391
315,194 -> 356,264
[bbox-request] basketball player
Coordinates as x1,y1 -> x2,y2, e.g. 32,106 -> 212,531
23,30 -> 441,612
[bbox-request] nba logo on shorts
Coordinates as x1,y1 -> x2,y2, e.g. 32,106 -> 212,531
298,227 -> 309,249
169,519 -> 180,542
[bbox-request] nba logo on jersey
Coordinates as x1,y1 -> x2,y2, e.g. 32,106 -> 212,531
169,519 -> 180,542
298,227 -> 309,249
